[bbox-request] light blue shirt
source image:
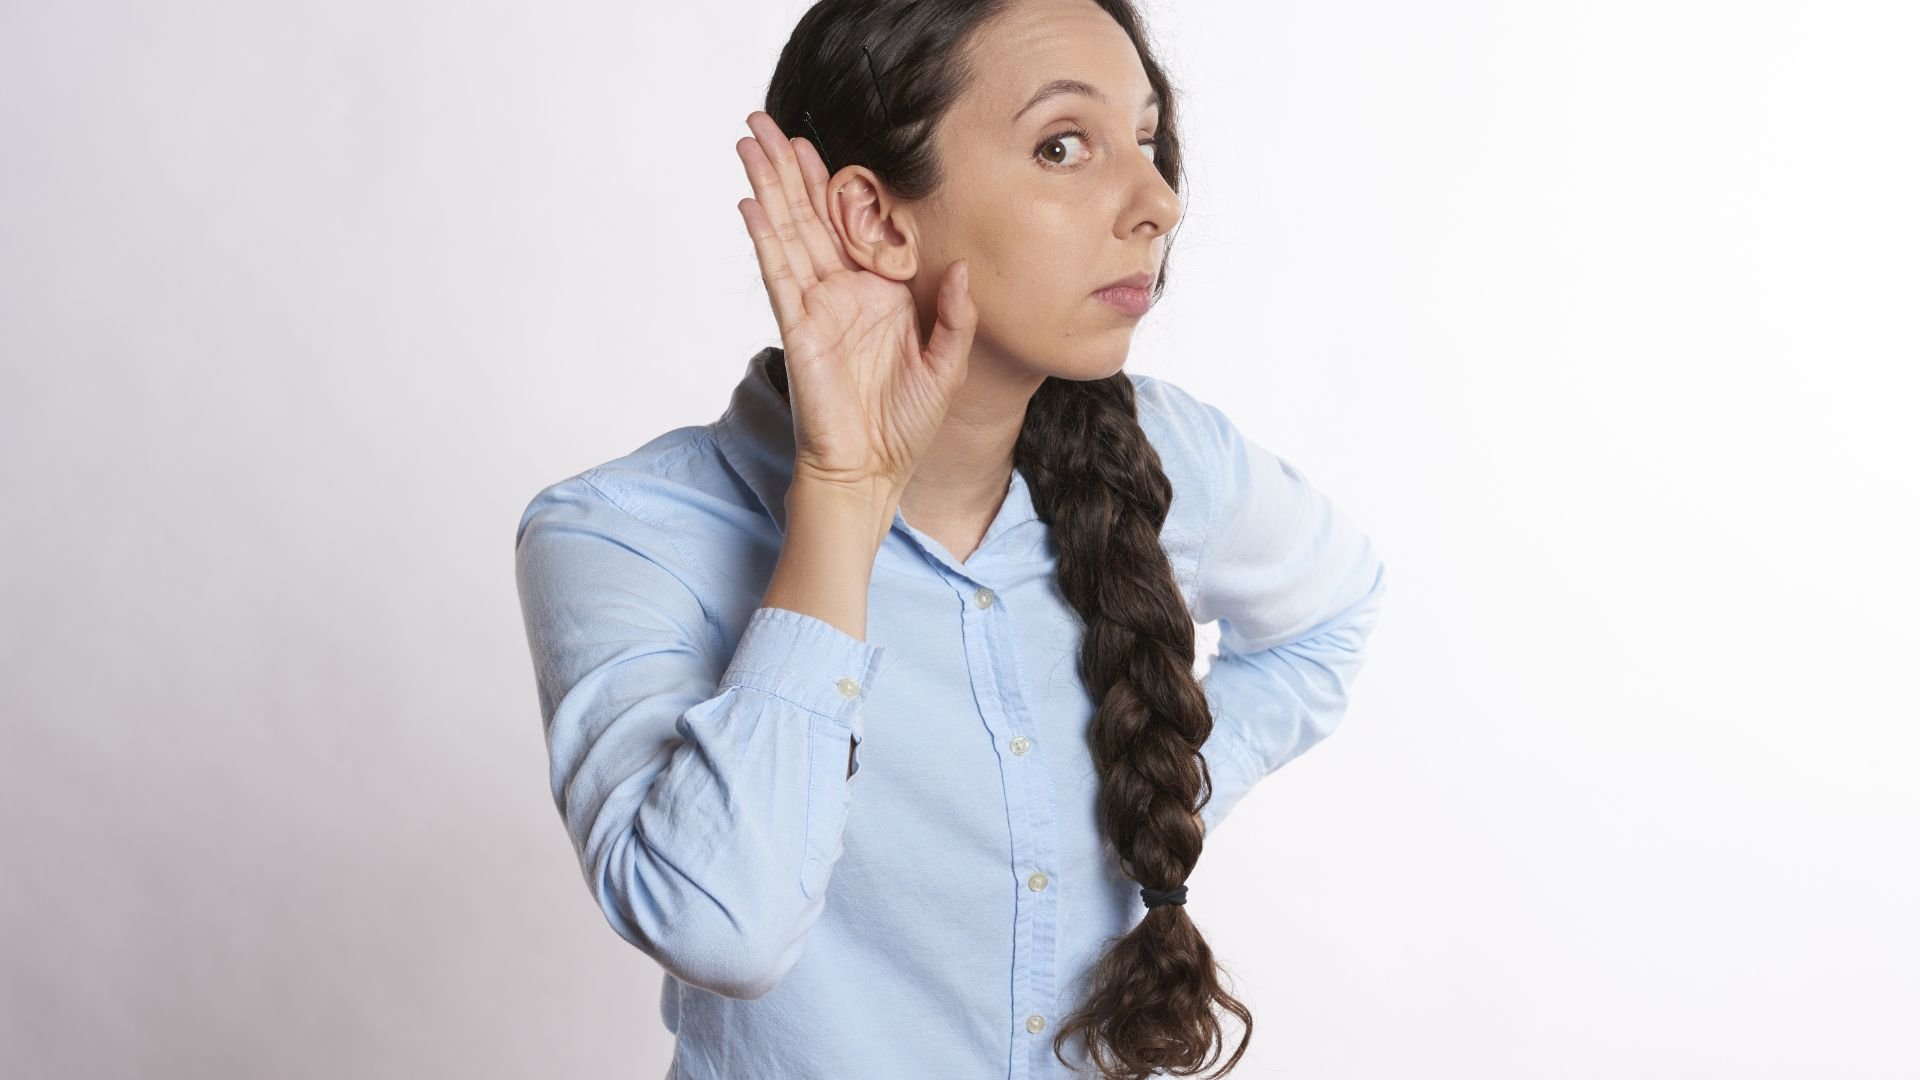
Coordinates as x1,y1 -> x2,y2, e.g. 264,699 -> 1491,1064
513,346 -> 1387,1079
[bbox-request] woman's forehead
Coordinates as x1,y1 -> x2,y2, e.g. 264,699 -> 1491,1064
956,7 -> 1151,128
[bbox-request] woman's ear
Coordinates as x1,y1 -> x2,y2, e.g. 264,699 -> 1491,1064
828,167 -> 917,283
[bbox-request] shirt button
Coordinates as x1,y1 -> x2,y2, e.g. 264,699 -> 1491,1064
974,587 -> 995,608
1009,735 -> 1031,756
835,677 -> 861,698
1028,871 -> 1049,891
1026,1014 -> 1047,1034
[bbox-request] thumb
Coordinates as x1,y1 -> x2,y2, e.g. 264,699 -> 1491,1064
922,258 -> 977,380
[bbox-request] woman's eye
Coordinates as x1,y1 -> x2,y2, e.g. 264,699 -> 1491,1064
1035,127 -> 1163,170
1035,129 -> 1092,169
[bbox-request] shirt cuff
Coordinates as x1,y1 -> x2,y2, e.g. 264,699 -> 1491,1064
717,605 -> 888,728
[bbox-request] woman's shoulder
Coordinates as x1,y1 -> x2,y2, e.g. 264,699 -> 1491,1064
1122,369 -> 1228,585
575,425 -> 743,516
1127,368 -> 1227,451
514,424 -> 768,582
1125,369 -> 1232,504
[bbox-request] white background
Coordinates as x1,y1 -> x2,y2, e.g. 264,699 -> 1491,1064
3,1 -> 1915,1076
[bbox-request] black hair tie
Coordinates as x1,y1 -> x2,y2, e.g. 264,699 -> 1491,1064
1140,883 -> 1188,909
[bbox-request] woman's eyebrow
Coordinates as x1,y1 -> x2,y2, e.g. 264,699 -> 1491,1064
1011,78 -> 1161,123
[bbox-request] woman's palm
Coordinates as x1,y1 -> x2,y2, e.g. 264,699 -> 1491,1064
734,111 -> 976,494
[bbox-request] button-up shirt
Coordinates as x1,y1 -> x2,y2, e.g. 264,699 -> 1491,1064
513,346 -> 1387,1079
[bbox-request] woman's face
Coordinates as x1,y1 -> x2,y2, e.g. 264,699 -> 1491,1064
894,0 -> 1182,382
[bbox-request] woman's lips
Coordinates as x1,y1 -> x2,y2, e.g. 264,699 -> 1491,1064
1094,285 -> 1152,317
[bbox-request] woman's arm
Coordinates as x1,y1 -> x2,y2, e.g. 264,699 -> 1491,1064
1180,393 -> 1389,834
513,471 -> 887,999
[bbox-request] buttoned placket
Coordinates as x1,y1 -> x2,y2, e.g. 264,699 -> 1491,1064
885,500 -> 1063,1080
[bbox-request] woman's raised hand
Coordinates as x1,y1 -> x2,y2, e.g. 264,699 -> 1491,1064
734,111 -> 976,502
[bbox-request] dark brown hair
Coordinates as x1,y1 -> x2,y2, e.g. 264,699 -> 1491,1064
761,1 -> 1249,1075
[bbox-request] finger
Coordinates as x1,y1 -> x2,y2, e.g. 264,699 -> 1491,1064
738,197 -> 804,337
792,137 -> 859,273
737,120 -> 819,294
744,112 -> 841,287
736,136 -> 818,302
752,115 -> 848,279
922,259 -> 977,382
736,134 -> 819,299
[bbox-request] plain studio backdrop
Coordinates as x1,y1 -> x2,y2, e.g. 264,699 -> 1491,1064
2,1 -> 1915,1076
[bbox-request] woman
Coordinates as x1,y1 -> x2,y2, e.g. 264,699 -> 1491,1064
513,0 -> 1388,1076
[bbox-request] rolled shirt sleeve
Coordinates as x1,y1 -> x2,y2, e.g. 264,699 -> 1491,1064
1179,394 -> 1388,833
514,473 -> 886,1000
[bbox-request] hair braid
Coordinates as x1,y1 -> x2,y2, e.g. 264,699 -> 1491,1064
1017,372 -> 1251,1079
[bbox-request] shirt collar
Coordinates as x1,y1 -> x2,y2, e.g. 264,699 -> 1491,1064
709,346 -> 1039,560
710,346 -> 802,535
